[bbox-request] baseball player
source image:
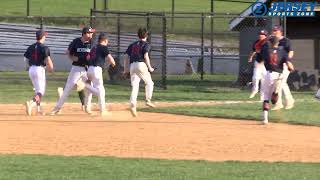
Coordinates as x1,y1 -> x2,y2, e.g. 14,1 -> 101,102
248,30 -> 268,100
261,36 -> 294,124
50,26 -> 95,115
24,30 -> 54,115
79,33 -> 116,116
123,27 -> 156,117
271,25 -> 295,110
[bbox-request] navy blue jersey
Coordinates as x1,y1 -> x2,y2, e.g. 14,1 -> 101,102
68,37 -> 92,67
88,44 -> 110,68
24,42 -> 50,66
252,39 -> 267,63
262,46 -> 288,73
279,37 -> 293,54
126,40 -> 151,64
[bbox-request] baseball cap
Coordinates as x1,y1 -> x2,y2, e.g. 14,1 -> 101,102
259,30 -> 268,36
36,30 -> 48,40
98,33 -> 108,41
82,26 -> 96,34
272,25 -> 283,32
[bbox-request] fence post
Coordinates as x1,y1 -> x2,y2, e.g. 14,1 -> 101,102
93,0 -> 97,10
210,1 -> 214,74
146,13 -> 151,54
171,0 -> 175,30
200,13 -> 205,80
27,0 -> 30,16
40,17 -> 44,30
117,13 -> 121,60
162,15 -> 167,90
104,0 -> 108,10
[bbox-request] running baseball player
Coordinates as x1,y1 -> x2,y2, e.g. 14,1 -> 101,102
260,36 -> 294,124
123,27 -> 156,117
50,26 -> 95,115
248,30 -> 268,100
24,30 -> 54,115
271,25 -> 295,110
80,33 -> 116,116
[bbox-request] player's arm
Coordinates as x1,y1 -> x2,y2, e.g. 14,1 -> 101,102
106,54 -> 116,67
45,56 -> 54,73
286,61 -> 294,71
286,39 -> 294,59
123,54 -> 130,73
144,52 -> 154,72
67,49 -> 78,62
248,51 -> 256,63
67,40 -> 78,62
23,57 -> 29,71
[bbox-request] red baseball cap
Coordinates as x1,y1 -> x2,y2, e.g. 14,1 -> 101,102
259,30 -> 268,36
82,26 -> 96,34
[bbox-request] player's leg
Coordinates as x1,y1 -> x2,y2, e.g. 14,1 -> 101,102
261,72 -> 272,124
259,64 -> 267,101
136,63 -> 155,108
250,61 -> 259,98
51,66 -> 82,114
80,71 -> 93,114
129,63 -> 141,117
95,67 -> 108,115
281,66 -> 294,109
316,88 -> 320,99
36,67 -> 46,114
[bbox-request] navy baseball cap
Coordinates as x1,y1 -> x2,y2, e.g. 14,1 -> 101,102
36,30 -> 48,40
272,25 -> 283,32
259,30 -> 268,36
82,26 -> 96,34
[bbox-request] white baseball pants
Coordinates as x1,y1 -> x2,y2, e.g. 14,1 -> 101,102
29,66 -> 46,95
86,66 -> 106,112
55,65 -> 92,109
275,64 -> 294,106
130,62 -> 154,107
252,61 -> 266,99
262,71 -> 283,101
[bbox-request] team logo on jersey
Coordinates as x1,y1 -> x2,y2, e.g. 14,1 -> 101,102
252,0 -> 317,17
77,48 -> 91,53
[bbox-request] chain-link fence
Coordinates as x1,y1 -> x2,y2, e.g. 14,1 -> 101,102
0,14 -> 296,90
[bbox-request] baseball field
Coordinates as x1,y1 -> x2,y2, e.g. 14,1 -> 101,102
0,71 -> 319,179
1,1 -> 320,179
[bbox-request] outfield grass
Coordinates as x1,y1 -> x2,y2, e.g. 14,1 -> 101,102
2,72 -> 318,126
142,101 -> 320,126
0,72 -> 248,104
0,0 -> 254,16
0,154 -> 319,180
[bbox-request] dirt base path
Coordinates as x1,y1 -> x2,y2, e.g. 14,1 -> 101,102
0,103 -> 319,162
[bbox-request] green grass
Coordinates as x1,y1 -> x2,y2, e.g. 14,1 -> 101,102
2,72 -> 318,126
0,154 -> 319,180
0,72 -> 248,104
142,101 -> 320,126
0,0 -> 255,16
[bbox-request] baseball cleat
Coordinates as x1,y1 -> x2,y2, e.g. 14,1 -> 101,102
25,101 -> 32,116
271,104 -> 283,111
262,119 -> 268,125
50,107 -> 61,115
57,87 -> 63,98
146,101 -> 156,108
130,106 -> 137,117
285,100 -> 295,110
249,91 -> 257,99
85,106 -> 92,114
100,110 -> 112,116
